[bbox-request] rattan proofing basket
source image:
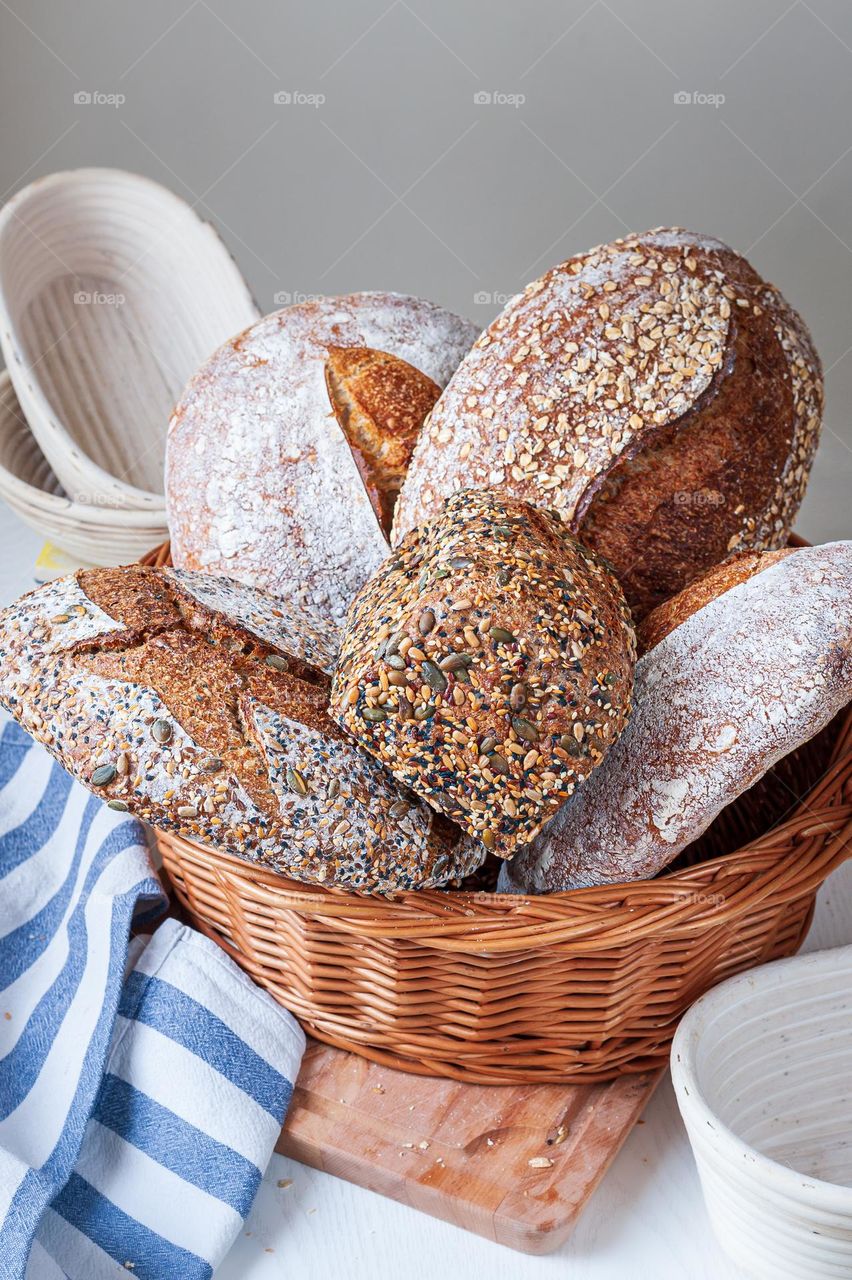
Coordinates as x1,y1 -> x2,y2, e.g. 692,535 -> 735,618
143,542 -> 852,1085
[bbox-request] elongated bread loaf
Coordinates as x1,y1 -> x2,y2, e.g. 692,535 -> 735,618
0,566 -> 482,893
394,229 -> 822,618
637,546 -> 794,653
499,542 -> 852,893
167,293 -> 478,650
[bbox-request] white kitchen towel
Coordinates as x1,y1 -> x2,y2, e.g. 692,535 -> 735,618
0,720 -> 305,1280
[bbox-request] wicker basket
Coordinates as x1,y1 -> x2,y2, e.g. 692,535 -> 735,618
143,542 -> 852,1085
0,168 -> 258,511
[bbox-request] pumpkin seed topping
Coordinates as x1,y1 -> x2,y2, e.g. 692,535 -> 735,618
286,767 -> 309,797
329,490 -> 635,856
511,715 -> 539,743
438,652 -> 473,672
421,661 -> 448,693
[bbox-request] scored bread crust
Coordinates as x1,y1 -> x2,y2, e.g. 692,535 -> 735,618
498,542 -> 852,893
0,565 -> 483,893
324,345 -> 441,536
331,490 -> 635,854
167,293 -> 478,650
393,229 -> 822,617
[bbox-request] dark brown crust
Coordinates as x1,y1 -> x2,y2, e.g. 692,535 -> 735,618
580,315 -> 795,616
393,229 -> 823,621
324,346 -> 441,535
637,547 -> 795,653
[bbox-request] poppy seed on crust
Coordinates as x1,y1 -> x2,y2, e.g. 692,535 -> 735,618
331,489 -> 636,855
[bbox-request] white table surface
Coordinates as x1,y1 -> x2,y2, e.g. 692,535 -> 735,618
2,506 -> 850,1280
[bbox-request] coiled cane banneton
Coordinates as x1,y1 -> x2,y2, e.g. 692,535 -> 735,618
143,541 -> 852,1085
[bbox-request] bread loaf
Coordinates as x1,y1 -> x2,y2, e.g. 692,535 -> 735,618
393,229 -> 822,618
498,542 -> 852,893
166,293 -> 478,650
637,546 -> 794,653
0,565 -> 483,892
330,490 -> 635,854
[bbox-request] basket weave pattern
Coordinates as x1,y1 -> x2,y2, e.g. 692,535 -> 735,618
145,543 -> 852,1084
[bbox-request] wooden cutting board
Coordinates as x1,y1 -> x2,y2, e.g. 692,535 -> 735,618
276,1040 -> 662,1255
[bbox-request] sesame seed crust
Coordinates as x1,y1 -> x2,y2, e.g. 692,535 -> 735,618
393,229 -> 823,617
330,489 -> 636,855
0,565 -> 483,893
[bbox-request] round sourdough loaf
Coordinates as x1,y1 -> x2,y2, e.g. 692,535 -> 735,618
167,293 -> 478,651
393,229 -> 823,618
330,490 -> 635,855
0,565 -> 483,892
498,542 -> 852,893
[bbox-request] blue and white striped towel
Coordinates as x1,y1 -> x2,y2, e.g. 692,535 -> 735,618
0,720 -> 305,1280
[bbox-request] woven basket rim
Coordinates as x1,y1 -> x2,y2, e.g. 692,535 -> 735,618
153,708 -> 852,952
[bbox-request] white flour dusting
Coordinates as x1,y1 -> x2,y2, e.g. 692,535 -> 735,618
500,542 -> 852,892
167,293 -> 479,652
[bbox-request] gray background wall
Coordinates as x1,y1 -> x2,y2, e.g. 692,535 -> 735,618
1,0 -> 850,541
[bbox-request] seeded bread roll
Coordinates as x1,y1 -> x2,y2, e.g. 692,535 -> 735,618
0,565 -> 483,893
167,293 -> 478,651
330,490 -> 635,854
393,229 -> 822,618
498,542 -> 852,894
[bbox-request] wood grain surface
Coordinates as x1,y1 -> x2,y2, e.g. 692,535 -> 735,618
276,1040 -> 661,1253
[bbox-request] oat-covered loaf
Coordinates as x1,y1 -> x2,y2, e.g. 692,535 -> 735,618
394,229 -> 822,617
330,490 -> 635,854
167,293 -> 478,651
0,565 -> 483,892
499,542 -> 852,893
